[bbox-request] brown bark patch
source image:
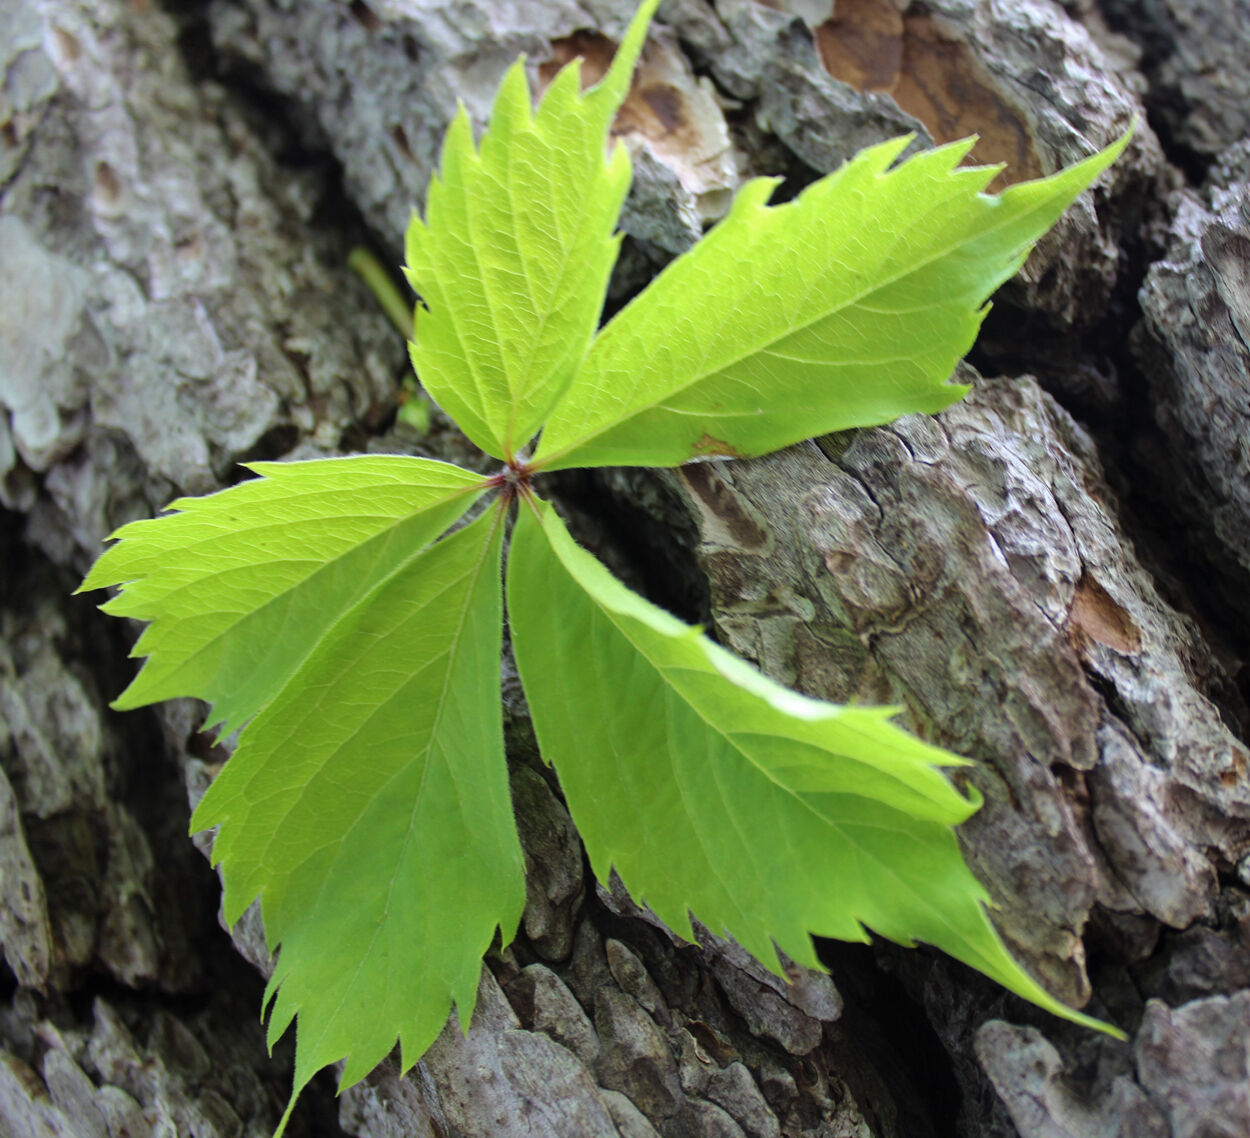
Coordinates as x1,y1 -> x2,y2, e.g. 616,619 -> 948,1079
815,0 -> 903,91
1067,575 -> 1142,656
348,0 -> 381,33
637,84 -> 686,135
539,31 -> 614,89
50,26 -> 83,65
816,0 -> 1042,187
93,161 -> 122,207
680,464 -> 768,549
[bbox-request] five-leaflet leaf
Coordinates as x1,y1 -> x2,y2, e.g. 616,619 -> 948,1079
78,0 -> 1130,1128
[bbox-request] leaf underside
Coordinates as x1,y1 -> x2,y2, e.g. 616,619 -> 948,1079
405,0 -> 661,459
193,505 -> 525,1113
508,499 -> 1117,1035
533,131 -> 1130,470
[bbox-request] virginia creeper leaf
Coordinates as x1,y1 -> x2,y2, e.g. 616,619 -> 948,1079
77,3 -> 1134,1118
192,505 -> 524,1131
508,499 -> 1118,1036
403,0 -> 660,459
79,456 -> 485,735
533,130 -> 1131,470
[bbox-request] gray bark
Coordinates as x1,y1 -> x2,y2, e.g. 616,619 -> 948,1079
2,0 -> 1249,1136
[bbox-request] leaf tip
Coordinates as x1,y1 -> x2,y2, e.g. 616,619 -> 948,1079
109,685 -> 141,713
185,809 -> 206,840
492,56 -> 535,127
859,132 -> 916,175
945,133 -> 981,161
727,174 -> 783,219
76,549 -> 124,594
1054,1004 -> 1127,1040
438,101 -> 477,168
586,0 -> 662,117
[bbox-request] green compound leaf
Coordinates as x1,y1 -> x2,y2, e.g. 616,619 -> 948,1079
508,498 -> 1120,1037
80,456 -> 486,736
192,506 -> 524,1132
404,0 -> 661,460
533,129 -> 1131,470
77,4 -> 1134,1120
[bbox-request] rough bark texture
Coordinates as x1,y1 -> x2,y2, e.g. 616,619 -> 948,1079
2,0 -> 1249,1136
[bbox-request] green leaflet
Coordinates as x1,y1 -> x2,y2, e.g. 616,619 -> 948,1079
532,131 -> 1130,470
404,0 -> 661,459
78,456 -> 486,736
192,505 -> 525,1132
508,499 -> 1118,1036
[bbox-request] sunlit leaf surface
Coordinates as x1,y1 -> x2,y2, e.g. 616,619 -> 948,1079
193,507 -> 524,1127
508,499 -> 1117,1035
534,133 -> 1128,469
77,0 -> 1131,1119
80,456 -> 486,735
405,0 -> 661,458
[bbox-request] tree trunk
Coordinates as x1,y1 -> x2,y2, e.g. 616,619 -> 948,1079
2,1 -> 1248,1136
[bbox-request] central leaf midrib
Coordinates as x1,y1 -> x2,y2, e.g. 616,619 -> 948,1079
249,510 -> 503,896
265,507 -> 508,1059
499,110 -> 605,451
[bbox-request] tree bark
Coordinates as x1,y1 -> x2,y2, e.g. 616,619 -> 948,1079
2,1 -> 1248,1136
